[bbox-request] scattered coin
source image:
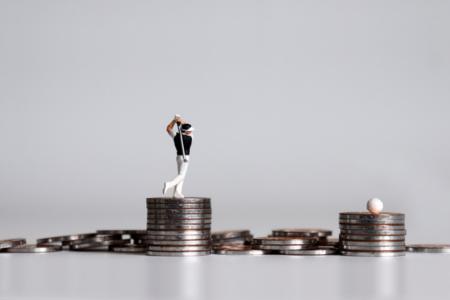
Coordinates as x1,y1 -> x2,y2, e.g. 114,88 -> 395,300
0,239 -> 26,250
147,250 -> 211,257
5,245 -> 62,253
110,244 -> 147,254
406,244 -> 450,253
272,228 -> 332,238
279,248 -> 338,255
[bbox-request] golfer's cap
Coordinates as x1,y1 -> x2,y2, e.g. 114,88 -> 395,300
181,123 -> 195,132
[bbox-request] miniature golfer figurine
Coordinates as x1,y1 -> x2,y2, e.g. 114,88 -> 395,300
162,114 -> 194,198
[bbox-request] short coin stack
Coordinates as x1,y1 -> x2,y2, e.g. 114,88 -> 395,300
264,228 -> 337,255
212,230 -> 260,255
339,212 -> 406,257
145,197 -> 212,256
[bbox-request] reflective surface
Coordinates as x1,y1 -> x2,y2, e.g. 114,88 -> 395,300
0,252 -> 449,300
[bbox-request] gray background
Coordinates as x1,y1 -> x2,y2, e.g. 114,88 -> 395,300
0,1 -> 450,299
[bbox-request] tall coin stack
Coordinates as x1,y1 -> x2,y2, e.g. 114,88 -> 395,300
339,212 -> 406,257
145,197 -> 212,256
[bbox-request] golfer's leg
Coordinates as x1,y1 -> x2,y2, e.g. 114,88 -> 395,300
174,158 -> 189,197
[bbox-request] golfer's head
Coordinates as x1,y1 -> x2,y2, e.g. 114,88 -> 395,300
181,123 -> 194,134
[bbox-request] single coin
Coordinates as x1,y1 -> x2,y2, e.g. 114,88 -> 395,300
258,236 -> 318,246
96,230 -> 147,235
144,235 -> 211,241
279,248 -> 338,255
69,239 -> 130,250
212,237 -> 253,246
147,219 -> 211,225
339,229 -> 406,236
37,233 -> 97,245
146,230 -> 210,236
146,250 -> 211,256
259,244 -> 317,251
272,228 -> 332,238
406,244 -> 450,253
340,250 -> 405,257
341,245 -> 405,251
146,239 -> 211,246
212,230 -> 252,240
66,234 -> 124,246
110,244 -> 147,253
0,239 -> 27,250
5,244 -> 62,253
339,218 -> 405,225
339,224 -> 405,230
341,240 -> 405,247
147,208 -> 212,214
147,214 -> 212,219
146,197 -> 211,203
341,240 -> 405,246
147,224 -> 211,230
213,249 -> 267,255
147,203 -> 211,209
339,234 -> 405,241
148,245 -> 211,252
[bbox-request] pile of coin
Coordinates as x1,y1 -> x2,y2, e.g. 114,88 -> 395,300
145,197 -> 212,256
263,228 -> 338,255
339,212 -> 406,257
35,230 -> 147,253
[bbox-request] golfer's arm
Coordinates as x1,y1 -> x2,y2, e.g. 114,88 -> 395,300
166,120 -> 176,137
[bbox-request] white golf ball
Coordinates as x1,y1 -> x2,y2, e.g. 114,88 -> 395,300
367,198 -> 383,215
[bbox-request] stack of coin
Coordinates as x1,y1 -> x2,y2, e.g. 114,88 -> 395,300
267,228 -> 338,255
339,212 -> 406,257
146,197 -> 212,256
211,230 -> 253,250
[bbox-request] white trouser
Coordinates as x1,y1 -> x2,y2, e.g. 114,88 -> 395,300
166,155 -> 190,197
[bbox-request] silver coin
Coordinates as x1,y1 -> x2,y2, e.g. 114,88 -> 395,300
339,212 -> 405,219
0,239 -> 27,250
272,228 -> 332,238
147,250 -> 211,256
146,239 -> 211,246
66,234 -> 124,246
213,249 -> 267,255
147,219 -> 211,225
406,244 -> 450,253
212,230 -> 252,240
212,237 -> 253,246
147,203 -> 211,209
37,233 -> 98,245
69,239 -> 131,250
339,234 -> 405,241
144,234 -> 211,241
147,197 -> 211,203
147,208 -> 212,214
339,229 -> 407,235
147,224 -> 211,230
341,245 -> 405,251
5,244 -> 62,253
259,244 -> 317,251
110,245 -> 147,253
147,213 -> 212,219
148,245 -> 211,251
340,240 -> 405,247
96,230 -> 147,235
339,218 -> 405,225
340,250 -> 405,257
258,237 -> 318,246
279,248 -> 338,255
339,224 -> 406,230
146,229 -> 210,236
